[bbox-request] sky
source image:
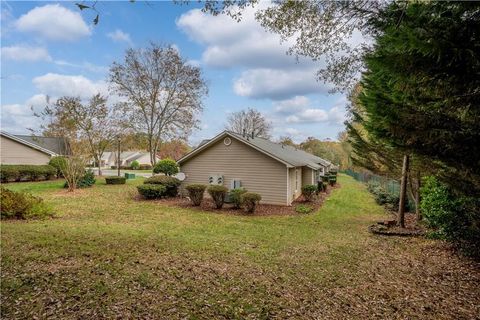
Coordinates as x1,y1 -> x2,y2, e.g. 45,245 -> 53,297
1,1 -> 349,145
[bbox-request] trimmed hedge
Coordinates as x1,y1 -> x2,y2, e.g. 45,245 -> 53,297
144,176 -> 180,197
105,176 -> 126,185
229,188 -> 247,209
241,192 -> 262,214
207,185 -> 228,209
1,187 -> 54,219
185,184 -> 207,206
137,184 -> 167,199
138,164 -> 152,170
302,184 -> 317,202
0,164 -> 56,182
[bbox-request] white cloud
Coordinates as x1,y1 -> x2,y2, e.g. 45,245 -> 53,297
15,4 -> 91,41
177,6 -> 302,69
106,29 -> 132,45
32,73 -> 107,99
234,69 -> 330,100
1,45 -> 51,62
53,60 -> 108,73
272,96 -> 347,125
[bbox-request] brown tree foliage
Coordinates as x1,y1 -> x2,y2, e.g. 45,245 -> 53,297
109,43 -> 208,166
225,108 -> 271,138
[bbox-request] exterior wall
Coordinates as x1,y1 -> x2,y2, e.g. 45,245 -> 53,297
179,137 -> 288,205
0,136 -> 51,165
302,167 -> 315,186
288,167 -> 302,204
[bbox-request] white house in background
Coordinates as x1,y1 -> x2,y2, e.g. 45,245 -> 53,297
99,151 -> 160,168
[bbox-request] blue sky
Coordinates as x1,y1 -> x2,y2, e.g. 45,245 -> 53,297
1,1 -> 348,145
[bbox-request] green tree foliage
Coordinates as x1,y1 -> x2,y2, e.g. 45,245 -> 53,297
153,158 -> 179,176
357,1 -> 480,197
421,177 -> 480,257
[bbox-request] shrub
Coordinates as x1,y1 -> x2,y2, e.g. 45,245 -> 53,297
328,175 -> 337,186
207,185 -> 228,209
1,187 -> 54,219
241,192 -> 262,214
185,184 -> 207,206
229,188 -> 247,209
49,156 -> 67,177
144,176 -> 180,197
130,160 -> 140,170
317,181 -> 326,192
138,164 -> 152,170
137,184 -> 167,199
64,170 -> 96,189
302,185 -> 317,202
111,165 -> 117,170
367,180 -> 400,211
421,176 -> 480,257
153,158 -> 179,176
0,165 -> 55,182
295,204 -> 313,214
0,166 -> 20,182
105,176 -> 126,185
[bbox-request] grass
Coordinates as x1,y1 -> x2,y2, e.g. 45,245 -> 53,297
1,174 -> 479,319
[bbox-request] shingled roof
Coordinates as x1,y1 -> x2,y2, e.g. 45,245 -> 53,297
178,131 -> 331,170
14,134 -> 69,155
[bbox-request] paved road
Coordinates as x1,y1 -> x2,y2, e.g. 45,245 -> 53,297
91,169 -> 154,178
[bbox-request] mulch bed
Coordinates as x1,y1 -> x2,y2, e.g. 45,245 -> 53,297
144,183 -> 341,216
369,212 -> 426,237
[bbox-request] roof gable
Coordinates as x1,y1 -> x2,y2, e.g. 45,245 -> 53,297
1,131 -> 59,156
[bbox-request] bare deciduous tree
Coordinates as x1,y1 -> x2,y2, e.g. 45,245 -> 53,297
225,108 -> 271,138
43,95 -> 118,176
109,43 -> 208,166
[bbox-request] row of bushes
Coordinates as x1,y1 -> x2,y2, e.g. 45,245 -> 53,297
185,185 -> 262,213
0,164 -> 57,182
1,187 -> 54,220
105,176 -> 126,185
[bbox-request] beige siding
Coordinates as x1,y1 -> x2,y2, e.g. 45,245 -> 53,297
0,136 -> 51,165
180,137 -> 288,205
302,167 -> 316,186
288,167 -> 302,203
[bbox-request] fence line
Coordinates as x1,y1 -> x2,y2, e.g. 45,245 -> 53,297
342,169 -> 416,210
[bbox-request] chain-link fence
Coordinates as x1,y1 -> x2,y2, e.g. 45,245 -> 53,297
342,169 -> 416,211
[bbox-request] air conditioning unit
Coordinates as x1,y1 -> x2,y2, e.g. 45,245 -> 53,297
230,179 -> 241,189
208,174 -> 224,185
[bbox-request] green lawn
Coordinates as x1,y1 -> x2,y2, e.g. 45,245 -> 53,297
1,175 -> 479,319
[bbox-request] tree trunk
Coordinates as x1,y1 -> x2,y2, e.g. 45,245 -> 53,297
398,154 -> 409,228
117,139 -> 121,177
415,171 -> 421,221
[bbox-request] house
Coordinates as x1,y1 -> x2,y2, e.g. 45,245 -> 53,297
100,151 -> 159,168
177,131 -> 331,206
0,131 -> 68,165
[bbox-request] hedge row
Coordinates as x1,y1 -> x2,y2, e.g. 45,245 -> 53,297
105,176 -> 126,185
111,164 -> 152,170
0,165 -> 56,182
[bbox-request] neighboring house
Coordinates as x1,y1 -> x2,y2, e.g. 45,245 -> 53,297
100,151 -> 159,167
177,131 -> 331,206
0,131 -> 68,165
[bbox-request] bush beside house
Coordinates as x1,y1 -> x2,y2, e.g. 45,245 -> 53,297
207,185 -> 228,209
185,184 -> 207,206
241,192 -> 262,214
0,165 -> 56,182
153,158 -> 179,176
